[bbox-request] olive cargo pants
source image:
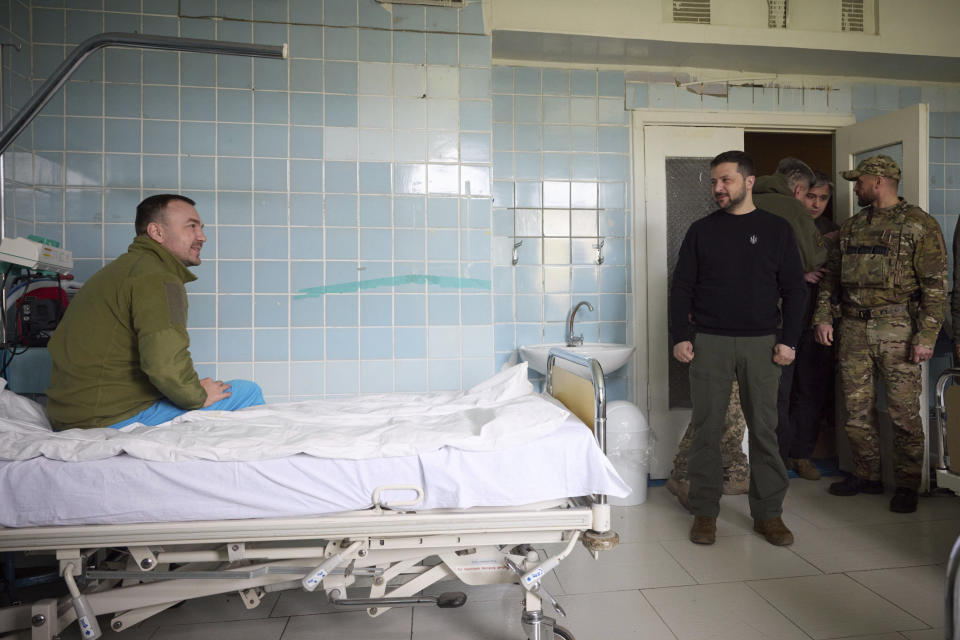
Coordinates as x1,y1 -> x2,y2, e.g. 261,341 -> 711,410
687,333 -> 789,520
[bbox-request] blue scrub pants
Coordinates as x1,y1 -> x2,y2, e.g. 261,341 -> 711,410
108,380 -> 265,429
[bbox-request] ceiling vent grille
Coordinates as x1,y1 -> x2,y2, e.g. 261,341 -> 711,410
375,0 -> 465,6
841,0 -> 864,32
767,0 -> 787,28
672,0 -> 711,24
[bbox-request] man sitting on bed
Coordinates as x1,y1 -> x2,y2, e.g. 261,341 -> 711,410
45,194 -> 264,430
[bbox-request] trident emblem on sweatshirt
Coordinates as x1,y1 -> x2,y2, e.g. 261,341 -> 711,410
749,234 -> 758,245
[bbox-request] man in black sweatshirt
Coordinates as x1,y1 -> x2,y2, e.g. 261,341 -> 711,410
670,150 -> 806,547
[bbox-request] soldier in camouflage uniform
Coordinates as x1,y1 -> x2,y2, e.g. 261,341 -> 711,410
666,381 -> 749,511
814,155 -> 947,514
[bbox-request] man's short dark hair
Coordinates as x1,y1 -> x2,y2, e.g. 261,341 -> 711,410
710,150 -> 755,180
775,157 -> 816,192
135,194 -> 196,236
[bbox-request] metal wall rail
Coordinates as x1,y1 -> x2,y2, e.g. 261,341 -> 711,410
0,32 -> 287,156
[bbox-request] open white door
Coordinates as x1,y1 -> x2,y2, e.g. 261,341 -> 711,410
835,103 -> 928,221
638,125 -> 744,478
834,104 -> 932,491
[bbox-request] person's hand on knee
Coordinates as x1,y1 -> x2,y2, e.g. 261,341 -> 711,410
200,378 -> 232,407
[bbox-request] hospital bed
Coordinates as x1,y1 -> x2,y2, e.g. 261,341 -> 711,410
0,349 -> 625,640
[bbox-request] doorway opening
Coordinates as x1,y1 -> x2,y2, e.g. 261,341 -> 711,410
749,130 -> 839,460
745,131 -> 836,221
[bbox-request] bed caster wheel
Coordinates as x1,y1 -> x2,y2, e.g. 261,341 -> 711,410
552,625 -> 575,640
582,529 -> 619,553
527,624 -> 575,640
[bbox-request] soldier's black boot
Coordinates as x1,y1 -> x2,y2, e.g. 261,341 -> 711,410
829,475 -> 883,496
889,487 -> 918,513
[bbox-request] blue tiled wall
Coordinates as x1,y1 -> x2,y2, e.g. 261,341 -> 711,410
491,66 -> 632,400
2,0 -> 32,238
623,80 -> 960,262
11,0 -> 497,400
6,0 -> 960,404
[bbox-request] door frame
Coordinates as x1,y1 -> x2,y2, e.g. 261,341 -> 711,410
629,109 -> 856,477
630,109 -> 856,415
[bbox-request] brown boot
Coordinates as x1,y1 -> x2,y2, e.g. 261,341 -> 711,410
787,458 -> 821,481
690,516 -> 716,545
753,516 -> 794,546
666,477 -> 691,513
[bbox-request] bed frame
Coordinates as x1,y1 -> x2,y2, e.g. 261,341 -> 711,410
0,349 -> 620,640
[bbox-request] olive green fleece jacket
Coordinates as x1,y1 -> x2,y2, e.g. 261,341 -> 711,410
45,235 -> 206,430
753,173 -> 828,272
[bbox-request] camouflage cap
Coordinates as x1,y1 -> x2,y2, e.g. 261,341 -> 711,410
840,154 -> 901,181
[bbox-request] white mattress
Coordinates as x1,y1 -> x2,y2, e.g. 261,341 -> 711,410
0,416 -> 629,527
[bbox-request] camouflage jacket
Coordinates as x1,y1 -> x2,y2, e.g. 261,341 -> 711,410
813,198 -> 947,347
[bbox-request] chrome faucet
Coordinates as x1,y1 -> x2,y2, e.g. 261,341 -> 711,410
566,300 -> 594,347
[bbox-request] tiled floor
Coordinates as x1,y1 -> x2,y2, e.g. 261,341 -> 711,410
58,478 -> 959,640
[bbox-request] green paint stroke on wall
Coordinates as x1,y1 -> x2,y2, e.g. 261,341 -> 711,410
295,275 -> 491,298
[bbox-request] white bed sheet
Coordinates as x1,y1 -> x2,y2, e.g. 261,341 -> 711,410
0,365 -> 571,462
0,416 -> 629,528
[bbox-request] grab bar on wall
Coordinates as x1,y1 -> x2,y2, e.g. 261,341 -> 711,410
0,32 -> 288,156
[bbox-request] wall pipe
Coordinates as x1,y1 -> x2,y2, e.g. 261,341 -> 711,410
0,32 -> 288,156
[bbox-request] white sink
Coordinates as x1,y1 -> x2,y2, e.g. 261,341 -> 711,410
519,343 -> 635,376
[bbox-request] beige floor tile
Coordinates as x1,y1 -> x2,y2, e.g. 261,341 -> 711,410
788,519 -> 960,573
554,540 -> 695,594
152,617 -> 288,640
849,564 -> 946,628
271,588 -> 340,617
146,591 -> 280,626
412,598 -> 524,640
746,573 -> 927,639
900,627 -> 944,640
779,479 -> 960,529
553,590 -> 676,640
282,609 -> 412,639
610,490 -> 695,543
614,487 -> 765,542
823,634 -> 907,640
642,582 -> 809,640
661,533 -> 821,583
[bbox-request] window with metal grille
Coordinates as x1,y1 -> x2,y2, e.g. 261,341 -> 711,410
841,0 -> 864,32
673,0 -> 711,24
767,0 -> 787,28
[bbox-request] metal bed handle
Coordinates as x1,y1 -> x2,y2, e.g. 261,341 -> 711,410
544,348 -> 607,505
934,368 -> 960,472
947,533 -> 960,640
372,485 -> 424,510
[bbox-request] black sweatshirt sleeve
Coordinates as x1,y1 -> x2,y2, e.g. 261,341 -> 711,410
777,225 -> 807,347
669,225 -> 698,345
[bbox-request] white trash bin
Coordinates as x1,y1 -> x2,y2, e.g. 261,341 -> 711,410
605,400 -> 650,506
